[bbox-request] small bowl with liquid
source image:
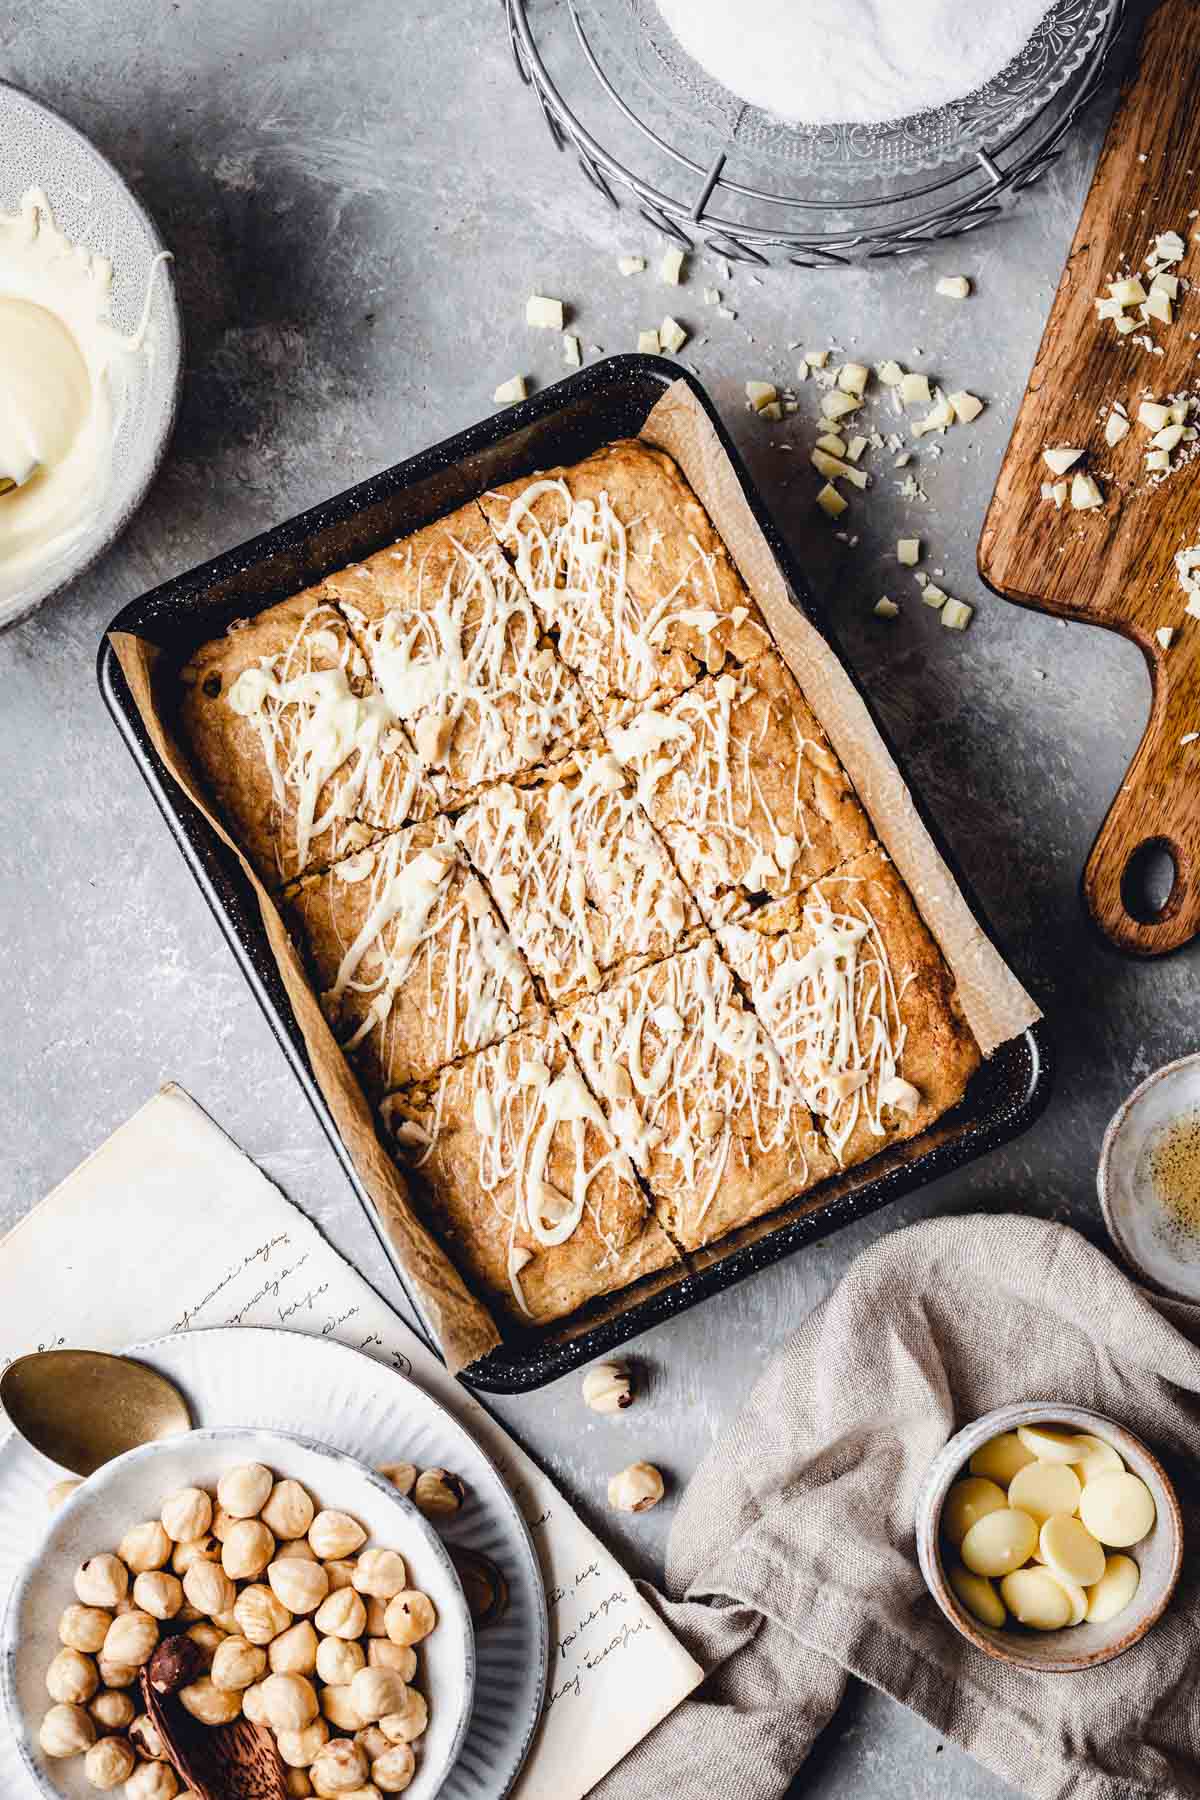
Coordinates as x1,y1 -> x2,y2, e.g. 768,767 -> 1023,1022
1098,1052 -> 1200,1300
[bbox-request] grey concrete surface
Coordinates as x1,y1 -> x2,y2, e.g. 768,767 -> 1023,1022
0,2 -> 1184,1796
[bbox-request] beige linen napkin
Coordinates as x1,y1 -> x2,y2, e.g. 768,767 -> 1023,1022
592,1215 -> 1200,1800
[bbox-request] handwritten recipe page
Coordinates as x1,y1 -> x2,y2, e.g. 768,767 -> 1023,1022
0,1086 -> 701,1798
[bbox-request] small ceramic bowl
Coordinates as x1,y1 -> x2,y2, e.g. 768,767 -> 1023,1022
1098,1052 -> 1200,1301
1,1427 -> 474,1800
916,1403 -> 1182,1671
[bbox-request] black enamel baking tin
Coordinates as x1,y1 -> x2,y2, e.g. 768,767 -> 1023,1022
99,355 -> 1052,1393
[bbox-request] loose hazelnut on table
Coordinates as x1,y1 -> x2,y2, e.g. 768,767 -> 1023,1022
126,1761 -> 180,1800
372,1742 -> 417,1794
608,1462 -> 665,1513
180,1674 -> 244,1725
262,1671 -> 320,1732
211,1633 -> 268,1691
39,1701 -> 96,1757
352,1549 -> 407,1600
218,1461 -> 275,1520
383,1591 -> 436,1648
102,1608 -> 158,1668
276,1718 -> 330,1768
183,1558 -> 237,1619
366,1640 -> 415,1680
309,1511 -> 367,1560
318,1635 -> 366,1685
129,1712 -> 168,1760
263,1479 -> 316,1541
270,1619 -> 320,1675
120,1521 -> 172,1574
161,1487 -> 213,1544
47,1478 -> 82,1511
83,1733 -> 136,1790
59,1603 -> 112,1653
380,1688 -> 427,1743
133,1570 -> 184,1620
376,1463 -> 417,1500
88,1687 -> 136,1730
311,1738 -> 369,1795
235,1581 -> 293,1645
316,1586 -> 367,1640
45,1645 -> 99,1705
322,1682 -> 367,1732
412,1470 -> 465,1518
223,1518 -> 277,1581
74,1554 -> 128,1610
582,1364 -> 632,1415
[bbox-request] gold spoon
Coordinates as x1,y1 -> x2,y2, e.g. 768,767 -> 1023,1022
0,1349 -> 191,1476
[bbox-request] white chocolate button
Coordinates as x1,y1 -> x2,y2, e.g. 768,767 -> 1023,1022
1000,1566 -> 1073,1630
1016,1424 -> 1085,1465
943,1478 -> 1007,1547
969,1432 -> 1036,1487
1043,1569 -> 1088,1626
949,1564 -> 1006,1628
1078,1471 -> 1156,1547
1071,1434 -> 1124,1486
1085,1553 -> 1140,1623
960,1508 -> 1038,1578
1008,1460 -> 1082,1525
1040,1514 -> 1106,1587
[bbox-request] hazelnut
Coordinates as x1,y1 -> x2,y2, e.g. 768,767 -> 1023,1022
286,1773 -> 315,1799
47,1478 -> 82,1512
171,1533 -> 221,1574
129,1712 -> 168,1759
74,1554 -> 128,1610
212,1606 -> 241,1634
183,1559 -> 236,1619
582,1363 -> 632,1414
235,1582 -> 292,1646
315,1587 -> 366,1641
269,1620 -> 319,1676
309,1511 -> 367,1560
211,1635 -> 268,1692
146,1631 -> 204,1697
269,1558 -> 330,1616
366,1641 -> 415,1681
83,1734 -> 136,1790
211,1504 -> 238,1543
217,1462 -> 274,1519
324,1558 -> 356,1589
413,1469 -> 465,1517
132,1571 -> 183,1621
185,1621 -> 227,1666
101,1609 -> 158,1668
376,1464 -> 416,1499
317,1636 -> 365,1685
279,1539 -> 319,1562
310,1739 -> 368,1796
362,1597 -> 389,1637
321,1683 -> 366,1732
161,1487 -> 213,1544
379,1689 -> 426,1743
607,1461 -> 665,1512
46,1646 -> 99,1705
262,1479 -> 316,1541
351,1551 -> 406,1600
96,1658 -> 137,1689
355,1725 -> 390,1762
348,1667 -> 407,1725
383,1592 -> 436,1648
88,1688 -> 135,1730
119,1521 -> 172,1573
371,1743 -> 416,1794
262,1671 -> 319,1732
126,1761 -> 180,1800
180,1674 -> 244,1725
59,1604 -> 111,1654
39,1702 -> 95,1757
223,1519 -> 276,1581
243,1680 -> 270,1724
276,1718 -> 329,1768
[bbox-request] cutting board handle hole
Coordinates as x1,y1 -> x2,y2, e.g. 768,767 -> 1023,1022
1121,838 -> 1178,923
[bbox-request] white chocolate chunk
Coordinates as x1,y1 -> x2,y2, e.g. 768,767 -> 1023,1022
941,599 -> 973,631
815,432 -> 847,456
760,400 -> 783,421
969,1432 -> 1035,1487
921,583 -> 947,609
804,349 -> 830,368
1052,481 -> 1067,508
1016,1425 -> 1085,1464
943,1478 -> 1007,1548
874,596 -> 899,619
961,1508 -> 1038,1577
1156,626 -> 1174,650
949,1564 -> 1005,1628
659,315 -> 688,354
1043,446 -> 1082,476
1150,271 -> 1179,299
912,398 -> 955,437
1109,277 -> 1147,306
1151,422 -> 1184,451
1001,1567 -> 1072,1630
638,328 -> 661,354
1085,1553 -> 1140,1623
948,391 -> 984,423
821,389 -> 861,421
1078,1471 -> 1156,1547
811,448 -> 868,490
877,358 -> 905,385
745,380 -> 778,411
1137,400 -> 1171,430
1040,1514 -> 1106,1587
1147,290 -> 1173,324
1008,1460 -> 1082,1524
816,482 -> 846,517
899,372 -> 932,408
562,333 -> 582,368
1105,411 -> 1130,447
618,255 -> 646,276
660,248 -> 685,285
837,361 -> 869,397
936,275 -> 971,299
526,294 -> 564,330
897,537 -> 920,566
845,434 -> 867,462
493,375 -> 527,406
1146,447 -> 1172,473
1070,471 -> 1104,510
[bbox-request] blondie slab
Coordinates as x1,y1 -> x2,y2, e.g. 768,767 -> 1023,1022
719,845 -> 981,1171
382,1020 -> 680,1323
284,818 -> 537,1097
560,937 -> 834,1251
608,650 -> 871,926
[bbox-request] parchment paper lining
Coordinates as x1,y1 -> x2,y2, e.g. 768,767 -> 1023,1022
109,380 -> 1037,1370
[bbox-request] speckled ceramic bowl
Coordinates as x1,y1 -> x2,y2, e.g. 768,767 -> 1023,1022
1098,1052 -> 1200,1302
1,1427 -> 474,1800
916,1403 -> 1182,1671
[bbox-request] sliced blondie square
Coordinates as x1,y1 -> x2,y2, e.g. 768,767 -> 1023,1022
479,441 -> 770,721
455,750 -> 699,1004
326,503 -> 598,806
284,817 -> 538,1097
179,591 -> 434,889
559,936 -> 834,1251
607,649 -> 871,926
718,844 -> 981,1171
382,1019 -> 681,1324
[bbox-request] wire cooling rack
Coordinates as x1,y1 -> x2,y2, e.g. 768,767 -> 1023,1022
504,0 -> 1127,265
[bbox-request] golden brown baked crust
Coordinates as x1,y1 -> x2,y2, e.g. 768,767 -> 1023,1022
382,1021 -> 680,1324
283,819 -> 539,1097
479,441 -> 771,719
719,844 -> 982,1171
607,650 -> 872,926
178,590 -> 433,889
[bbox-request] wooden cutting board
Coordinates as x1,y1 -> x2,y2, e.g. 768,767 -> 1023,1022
979,0 -> 1200,956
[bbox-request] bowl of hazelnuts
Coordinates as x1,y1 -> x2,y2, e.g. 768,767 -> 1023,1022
1,1427 -> 475,1800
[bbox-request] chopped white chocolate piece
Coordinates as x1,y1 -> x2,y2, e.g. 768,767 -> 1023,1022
941,598 -> 973,630
1146,447 -> 1172,473
922,583 -> 948,609
1105,411 -> 1130,446
1150,230 -> 1186,264
897,537 -> 920,566
660,248 -> 685,284
760,400 -> 783,421
821,389 -> 861,421
1095,297 -> 1125,320
1052,482 -> 1067,508
936,275 -> 971,299
815,432 -> 847,456
837,361 -> 870,398
562,332 -> 582,368
745,380 -> 778,411
638,328 -> 661,354
1151,422 -> 1184,451
1182,732 -> 1199,745
618,255 -> 646,276
893,451 -> 912,468
703,285 -> 721,305
877,359 -> 905,386
845,434 -> 867,463
1169,399 -> 1189,424
811,447 -> 868,489
948,390 -> 984,423
1157,626 -> 1174,649
1150,271 -> 1179,299
1109,277 -> 1148,306
1070,471 -> 1104,510
1137,400 -> 1171,430
1040,481 -> 1055,501
1114,315 -> 1137,334
659,315 -> 688,354
899,372 -> 932,408
493,375 -> 527,406
912,397 -> 955,437
1147,290 -> 1173,324
816,481 -> 847,517
874,596 -> 899,619
526,294 -> 564,329
804,349 -> 830,368
1043,446 -> 1082,475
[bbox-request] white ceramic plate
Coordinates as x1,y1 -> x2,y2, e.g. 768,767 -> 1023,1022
0,1330 -> 548,1800
4,1426 -> 475,1800
1098,1052 -> 1200,1301
0,82 -> 182,629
